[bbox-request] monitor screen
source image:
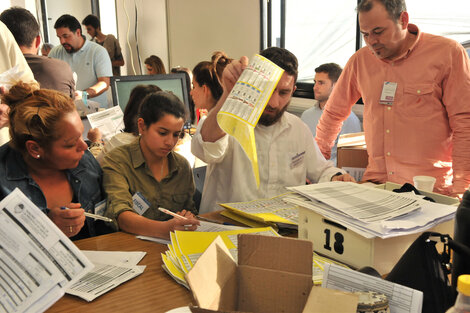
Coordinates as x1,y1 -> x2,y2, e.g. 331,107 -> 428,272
110,73 -> 192,123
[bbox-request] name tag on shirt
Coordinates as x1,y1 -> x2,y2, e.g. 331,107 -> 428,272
290,151 -> 305,169
94,199 -> 107,216
132,192 -> 150,215
379,82 -> 398,105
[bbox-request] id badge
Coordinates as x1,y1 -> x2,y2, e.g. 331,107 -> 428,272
379,82 -> 398,105
94,199 -> 106,216
132,191 -> 150,215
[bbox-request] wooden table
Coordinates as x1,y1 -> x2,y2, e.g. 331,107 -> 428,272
46,232 -> 192,313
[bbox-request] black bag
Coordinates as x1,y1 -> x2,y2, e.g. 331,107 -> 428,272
386,232 -> 470,313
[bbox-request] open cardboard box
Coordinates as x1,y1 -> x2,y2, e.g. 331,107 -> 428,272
186,234 -> 358,313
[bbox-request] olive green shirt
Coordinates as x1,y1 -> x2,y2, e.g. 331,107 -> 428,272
102,137 -> 196,230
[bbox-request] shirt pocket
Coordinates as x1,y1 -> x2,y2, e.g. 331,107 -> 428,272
172,193 -> 188,210
402,84 -> 435,117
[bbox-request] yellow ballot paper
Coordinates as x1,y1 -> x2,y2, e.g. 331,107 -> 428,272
216,54 -> 284,187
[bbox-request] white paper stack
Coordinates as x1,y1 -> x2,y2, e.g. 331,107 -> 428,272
286,182 -> 456,239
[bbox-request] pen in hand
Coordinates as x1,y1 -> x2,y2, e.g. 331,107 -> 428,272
158,207 -> 188,220
61,206 -> 113,222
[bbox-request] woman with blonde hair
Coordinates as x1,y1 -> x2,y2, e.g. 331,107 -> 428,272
144,55 -> 166,75
0,82 -> 108,239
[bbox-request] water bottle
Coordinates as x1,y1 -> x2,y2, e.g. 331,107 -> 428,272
446,275 -> 470,312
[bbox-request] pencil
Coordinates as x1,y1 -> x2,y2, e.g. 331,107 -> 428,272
158,207 -> 188,220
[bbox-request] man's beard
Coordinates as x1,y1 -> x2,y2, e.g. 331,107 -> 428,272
258,101 -> 289,126
63,44 -> 76,54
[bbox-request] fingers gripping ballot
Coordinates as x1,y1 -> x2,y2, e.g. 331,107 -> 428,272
222,56 -> 249,93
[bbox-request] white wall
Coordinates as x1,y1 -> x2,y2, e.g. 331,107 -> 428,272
167,0 -> 260,71
44,0 -> 92,46
116,0 -> 168,76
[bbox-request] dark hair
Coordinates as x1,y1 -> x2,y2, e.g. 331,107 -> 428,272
139,91 -> 186,128
192,51 -> 232,102
171,67 -> 195,123
123,84 -> 162,135
357,0 -> 406,21
2,82 -> 75,154
260,47 -> 298,83
144,55 -> 166,74
0,7 -> 39,47
54,14 -> 82,34
82,14 -> 100,29
315,63 -> 343,84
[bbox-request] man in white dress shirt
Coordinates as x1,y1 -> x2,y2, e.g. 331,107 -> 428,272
191,47 -> 354,213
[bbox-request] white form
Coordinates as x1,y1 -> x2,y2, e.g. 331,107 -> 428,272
322,263 -> 423,313
221,193 -> 300,224
0,188 -> 93,312
217,54 -> 284,187
285,192 -> 455,239
66,251 -> 146,302
87,106 -> 124,140
289,182 -> 421,223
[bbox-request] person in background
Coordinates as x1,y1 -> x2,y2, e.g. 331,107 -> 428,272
88,84 -> 161,162
82,14 -> 124,76
144,55 -> 166,75
102,91 -> 198,239
0,7 -> 75,98
41,43 -> 53,56
191,51 -> 232,121
48,14 -> 112,108
192,47 -> 354,213
315,0 -> 470,197
171,66 -> 195,124
0,21 -> 36,146
0,82 -> 109,239
301,63 -> 361,165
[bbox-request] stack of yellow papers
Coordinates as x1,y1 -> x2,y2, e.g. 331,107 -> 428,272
161,227 -> 280,288
219,193 -> 302,228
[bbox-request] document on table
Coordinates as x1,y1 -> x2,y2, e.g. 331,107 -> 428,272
322,264 -> 423,313
216,54 -> 284,187
0,188 -> 93,312
289,182 -> 421,223
219,192 -> 300,225
136,221 -> 246,244
66,251 -> 146,302
87,106 -> 124,140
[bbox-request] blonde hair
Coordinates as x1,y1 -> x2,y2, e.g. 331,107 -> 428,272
1,82 -> 75,154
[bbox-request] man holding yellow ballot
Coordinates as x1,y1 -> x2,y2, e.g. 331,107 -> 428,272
191,47 -> 354,213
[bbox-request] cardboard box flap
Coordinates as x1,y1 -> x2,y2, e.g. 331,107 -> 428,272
237,234 -> 312,275
302,287 -> 358,313
238,265 -> 312,313
186,236 -> 238,311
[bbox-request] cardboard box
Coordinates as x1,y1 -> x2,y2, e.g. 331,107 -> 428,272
187,234 -> 314,313
298,182 -> 458,275
337,132 -> 368,180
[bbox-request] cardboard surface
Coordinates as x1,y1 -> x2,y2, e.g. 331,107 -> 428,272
238,266 -> 312,313
238,234 -> 312,275
187,234 -> 315,313
337,146 -> 368,169
302,287 -> 358,313
186,236 -> 238,311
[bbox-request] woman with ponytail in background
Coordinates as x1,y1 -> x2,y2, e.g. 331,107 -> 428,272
190,51 -> 232,121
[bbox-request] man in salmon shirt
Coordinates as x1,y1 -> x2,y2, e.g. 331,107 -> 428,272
315,0 -> 470,197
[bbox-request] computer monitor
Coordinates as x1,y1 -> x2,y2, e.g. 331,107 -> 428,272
110,73 -> 192,123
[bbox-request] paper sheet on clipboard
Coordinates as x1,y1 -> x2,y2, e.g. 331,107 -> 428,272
216,54 -> 284,187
